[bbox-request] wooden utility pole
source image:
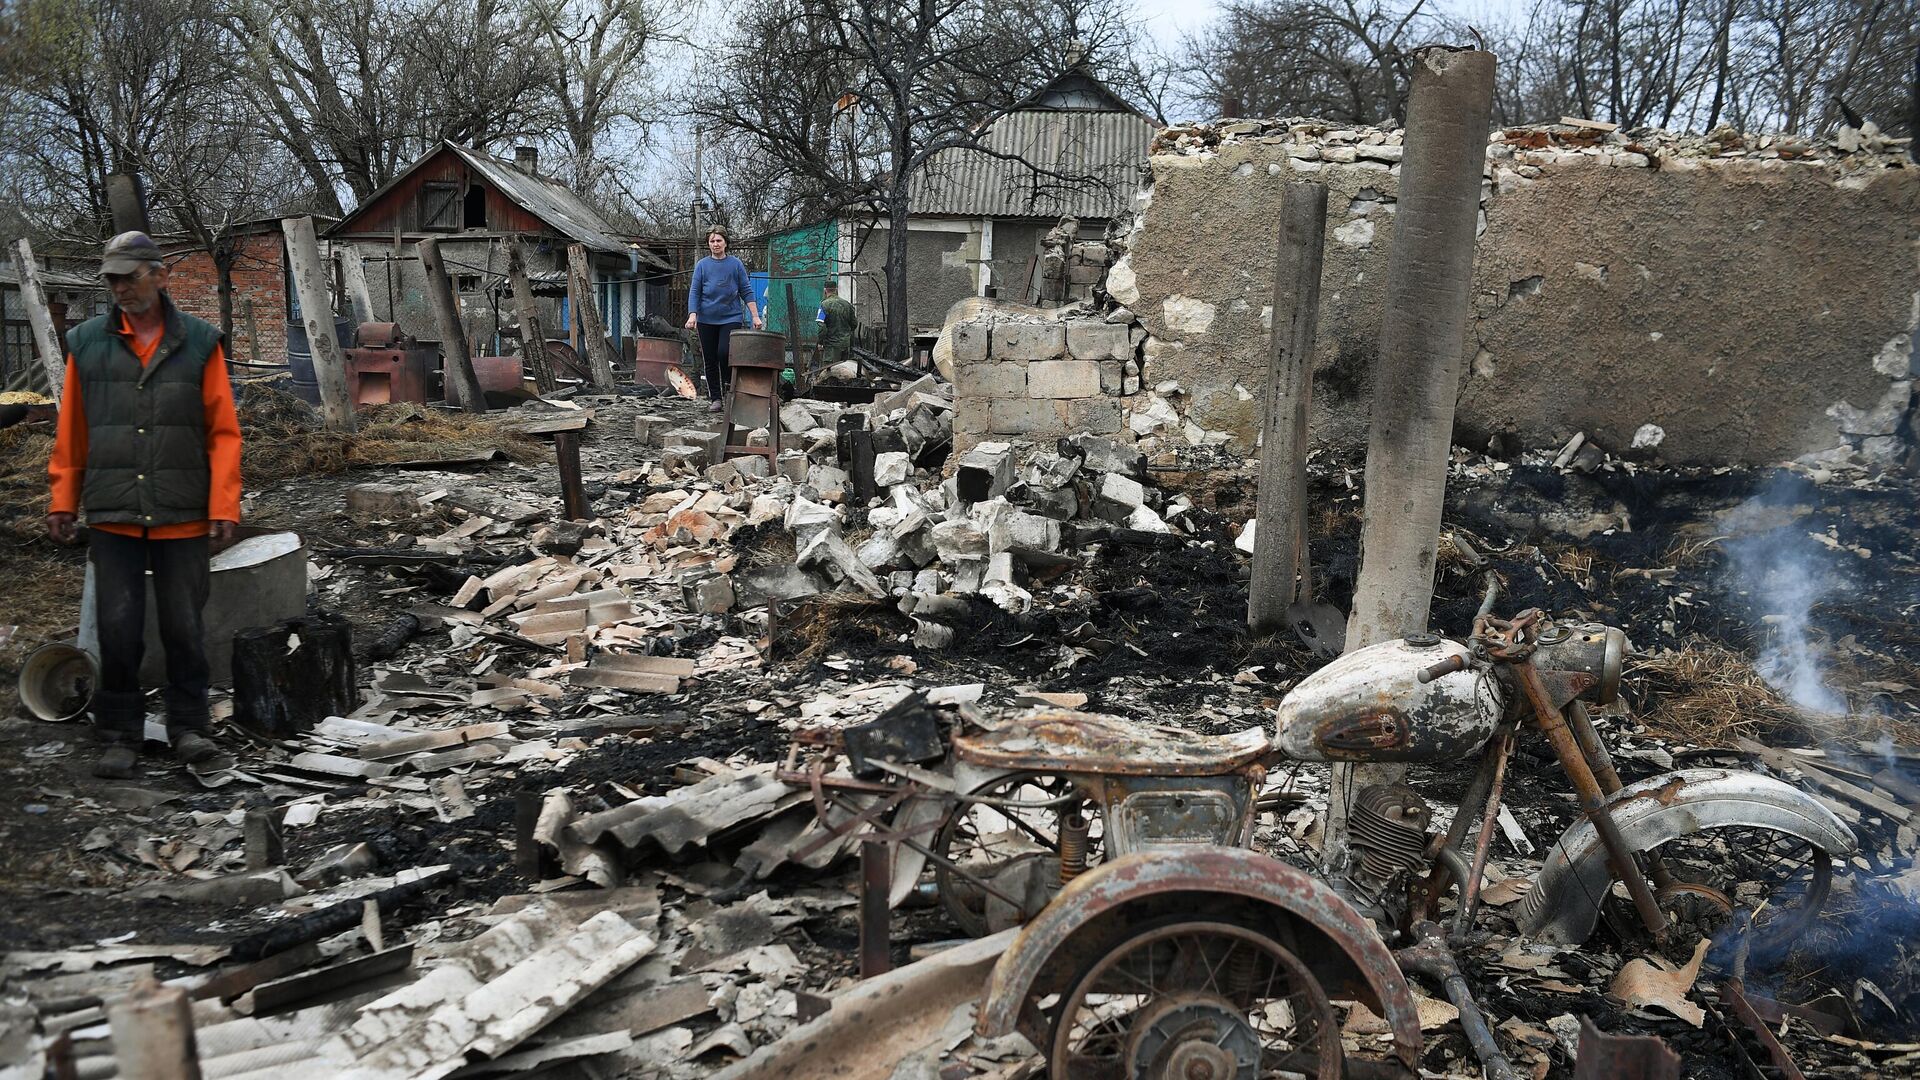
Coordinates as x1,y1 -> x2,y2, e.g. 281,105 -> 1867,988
282,216 -> 357,432
1328,46 -> 1496,876
14,239 -> 65,401
566,244 -> 617,389
105,173 -> 151,234
1248,183 -> 1328,634
417,238 -> 489,413
507,240 -> 558,394
338,243 -> 375,325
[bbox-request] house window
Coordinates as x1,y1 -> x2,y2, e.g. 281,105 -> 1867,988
420,182 -> 459,231
455,275 -> 481,292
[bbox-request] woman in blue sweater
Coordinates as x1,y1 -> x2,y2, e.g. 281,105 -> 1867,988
684,227 -> 763,410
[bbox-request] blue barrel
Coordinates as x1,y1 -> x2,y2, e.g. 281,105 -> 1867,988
286,317 -> 356,404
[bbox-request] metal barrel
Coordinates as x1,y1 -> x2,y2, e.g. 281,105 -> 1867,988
285,316 -> 356,404
727,329 -> 787,369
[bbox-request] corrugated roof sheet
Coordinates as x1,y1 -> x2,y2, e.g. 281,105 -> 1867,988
908,107 -> 1155,220
0,263 -> 101,291
449,144 -> 634,256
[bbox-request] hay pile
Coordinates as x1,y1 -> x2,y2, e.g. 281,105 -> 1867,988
1630,639 -> 1920,748
0,380 -> 546,542
236,378 -> 545,485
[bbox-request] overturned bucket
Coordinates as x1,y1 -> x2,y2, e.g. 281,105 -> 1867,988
18,642 -> 98,722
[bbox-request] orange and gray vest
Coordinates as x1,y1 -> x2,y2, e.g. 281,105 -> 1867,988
66,299 -> 222,527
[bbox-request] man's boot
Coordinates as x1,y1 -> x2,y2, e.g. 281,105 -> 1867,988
90,689 -> 146,779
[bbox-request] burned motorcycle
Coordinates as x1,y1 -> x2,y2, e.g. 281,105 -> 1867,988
926,610 -> 1856,1079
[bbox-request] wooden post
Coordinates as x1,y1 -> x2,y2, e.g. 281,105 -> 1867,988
417,238 -> 488,413
554,430 -> 589,521
1329,47 -> 1495,876
337,243 -> 374,325
507,240 -> 558,394
105,173 -> 151,234
1248,183 -> 1328,635
565,243 -> 616,388
782,281 -> 801,376
14,239 -> 65,401
106,980 -> 202,1080
281,216 -> 357,432
859,840 -> 891,978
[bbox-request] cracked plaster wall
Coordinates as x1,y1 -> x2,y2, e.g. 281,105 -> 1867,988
1113,128 -> 1919,465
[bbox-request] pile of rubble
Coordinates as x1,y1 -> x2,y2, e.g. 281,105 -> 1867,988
1152,116 -> 1916,175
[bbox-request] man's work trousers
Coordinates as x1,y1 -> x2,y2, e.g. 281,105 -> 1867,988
697,321 -> 741,401
87,528 -> 211,744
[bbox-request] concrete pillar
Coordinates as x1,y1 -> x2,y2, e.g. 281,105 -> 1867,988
1248,182 -> 1328,634
107,980 -> 202,1080
1330,47 -> 1496,875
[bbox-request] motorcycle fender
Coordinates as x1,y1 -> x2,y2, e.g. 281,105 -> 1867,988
974,847 -> 1421,1072
1517,767 -> 1858,945
888,761 -> 1028,907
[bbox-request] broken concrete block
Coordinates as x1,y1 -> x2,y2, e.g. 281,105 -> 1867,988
901,403 -> 952,463
775,451 -> 810,482
1024,486 -> 1080,521
705,460 -> 741,486
1829,381 -> 1913,436
871,375 -> 937,418
949,316 -> 992,365
1024,452 -> 1082,491
1027,360 -> 1101,399
1066,319 -> 1133,362
913,619 -> 956,649
948,557 -> 986,595
889,570 -> 915,594
346,483 -> 421,520
665,428 -> 724,465
869,506 -> 905,531
735,564 -> 827,606
633,414 -> 674,445
930,518 -> 989,561
988,508 -> 1062,558
684,575 -> 736,614
856,532 -> 905,571
660,444 -> 706,472
955,442 -> 1016,503
808,463 -> 850,502
779,400 -> 816,435
1066,433 -> 1147,478
785,495 -> 839,537
983,552 -> 1017,587
1128,503 -> 1175,534
992,319 -> 1065,362
1235,519 -> 1258,554
748,494 -> 786,525
913,568 -> 944,594
1094,473 -> 1147,518
1860,435 -> 1907,468
874,451 -> 912,487
798,529 -> 888,598
733,455 -> 771,479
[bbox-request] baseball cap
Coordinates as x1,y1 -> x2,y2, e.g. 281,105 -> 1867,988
100,231 -> 164,276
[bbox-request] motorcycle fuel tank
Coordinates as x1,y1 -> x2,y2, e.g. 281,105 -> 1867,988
1274,635 -> 1505,762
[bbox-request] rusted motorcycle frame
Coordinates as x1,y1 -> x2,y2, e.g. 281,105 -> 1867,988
964,610 -> 1854,1079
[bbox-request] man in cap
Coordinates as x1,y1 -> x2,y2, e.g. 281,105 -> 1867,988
47,231 -> 243,778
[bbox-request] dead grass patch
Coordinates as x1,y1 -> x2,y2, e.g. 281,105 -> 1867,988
236,379 -> 546,485
781,595 -> 895,663
1629,640 -> 1920,749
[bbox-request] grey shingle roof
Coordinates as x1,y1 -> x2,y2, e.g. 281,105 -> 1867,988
907,106 -> 1154,220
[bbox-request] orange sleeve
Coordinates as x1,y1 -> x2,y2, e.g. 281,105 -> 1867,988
203,343 -> 242,522
48,355 -> 85,515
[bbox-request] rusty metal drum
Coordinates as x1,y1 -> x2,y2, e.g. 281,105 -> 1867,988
1273,634 -> 1504,762
727,329 -> 787,369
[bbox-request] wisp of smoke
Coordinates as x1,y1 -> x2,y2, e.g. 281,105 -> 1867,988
1723,480 -> 1849,718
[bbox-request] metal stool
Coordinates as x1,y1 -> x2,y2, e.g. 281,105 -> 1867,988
723,329 -> 785,464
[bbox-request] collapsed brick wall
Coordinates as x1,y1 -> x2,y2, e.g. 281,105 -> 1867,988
1097,120 -> 1918,467
166,233 -> 289,368
950,311 -> 1143,451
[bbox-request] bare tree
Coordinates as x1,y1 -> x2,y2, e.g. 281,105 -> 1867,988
693,0 -> 1136,358
1179,0 -> 1439,124
530,0 -> 686,194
